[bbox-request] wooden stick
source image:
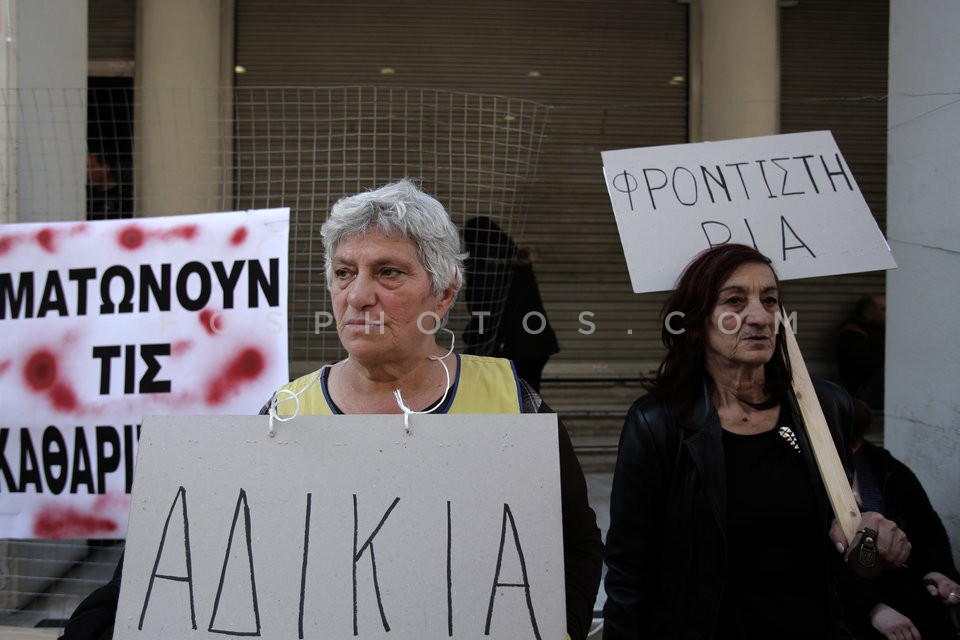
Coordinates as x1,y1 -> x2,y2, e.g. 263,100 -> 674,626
782,310 -> 861,544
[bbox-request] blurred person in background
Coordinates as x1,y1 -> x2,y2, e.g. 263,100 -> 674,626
462,216 -> 559,392
836,294 -> 885,410
844,399 -> 960,640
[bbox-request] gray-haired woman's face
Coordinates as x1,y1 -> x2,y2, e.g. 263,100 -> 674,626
329,229 -> 456,362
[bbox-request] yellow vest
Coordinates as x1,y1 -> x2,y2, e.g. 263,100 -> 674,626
273,354 -> 522,416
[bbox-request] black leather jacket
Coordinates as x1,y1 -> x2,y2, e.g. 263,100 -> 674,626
603,378 -> 858,639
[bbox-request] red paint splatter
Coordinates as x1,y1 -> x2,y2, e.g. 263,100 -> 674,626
230,226 -> 248,246
94,493 -> 130,511
118,224 -> 145,250
171,340 -> 192,356
70,223 -> 89,236
22,348 -> 83,413
198,309 -> 224,335
231,348 -> 265,379
0,359 -> 10,376
155,389 -> 195,406
165,224 -> 199,241
0,233 -> 26,256
50,382 -> 79,412
24,350 -> 58,391
36,228 -> 56,253
205,347 -> 266,405
118,223 -> 202,250
33,507 -> 118,538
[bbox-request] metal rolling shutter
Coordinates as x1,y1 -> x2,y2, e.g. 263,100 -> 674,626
86,0 -> 889,380
780,0 -> 889,377
235,0 -> 690,379
88,0 -> 135,63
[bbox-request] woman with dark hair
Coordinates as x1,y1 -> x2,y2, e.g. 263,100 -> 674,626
602,243 -> 912,639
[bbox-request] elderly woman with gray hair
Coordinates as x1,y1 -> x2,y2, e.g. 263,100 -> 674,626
271,179 -> 603,639
58,179 -> 602,640
276,178 -> 509,415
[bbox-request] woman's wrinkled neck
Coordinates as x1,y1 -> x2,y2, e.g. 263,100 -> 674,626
343,346 -> 443,384
332,346 -> 454,413
706,355 -> 767,408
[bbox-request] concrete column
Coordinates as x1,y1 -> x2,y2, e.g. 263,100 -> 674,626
134,0 -> 234,216
1,0 -> 87,223
0,0 -> 17,224
886,0 -> 960,566
688,0 -> 780,142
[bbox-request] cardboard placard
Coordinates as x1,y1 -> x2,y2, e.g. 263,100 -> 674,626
115,413 -> 565,640
602,130 -> 895,293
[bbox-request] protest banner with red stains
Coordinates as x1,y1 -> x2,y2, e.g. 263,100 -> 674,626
0,209 -> 290,539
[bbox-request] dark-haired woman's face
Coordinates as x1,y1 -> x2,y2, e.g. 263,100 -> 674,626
704,262 -> 779,369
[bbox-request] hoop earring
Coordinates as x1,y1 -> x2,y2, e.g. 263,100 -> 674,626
431,327 -> 456,361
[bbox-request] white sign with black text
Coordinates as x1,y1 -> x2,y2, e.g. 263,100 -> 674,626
0,210 -> 289,539
602,130 -> 896,293
115,413 -> 565,640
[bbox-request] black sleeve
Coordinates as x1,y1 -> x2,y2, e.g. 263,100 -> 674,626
817,383 -> 884,621
258,397 -> 272,415
58,553 -> 124,640
538,399 -> 604,640
602,401 -> 671,640
882,450 -> 960,580
835,549 -> 884,626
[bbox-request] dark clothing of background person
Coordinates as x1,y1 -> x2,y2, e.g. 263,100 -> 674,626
603,379 -> 875,640
844,439 -> 960,639
499,260 -> 560,391
462,216 -> 559,391
835,296 -> 885,409
59,380 -> 603,640
58,552 -> 123,640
